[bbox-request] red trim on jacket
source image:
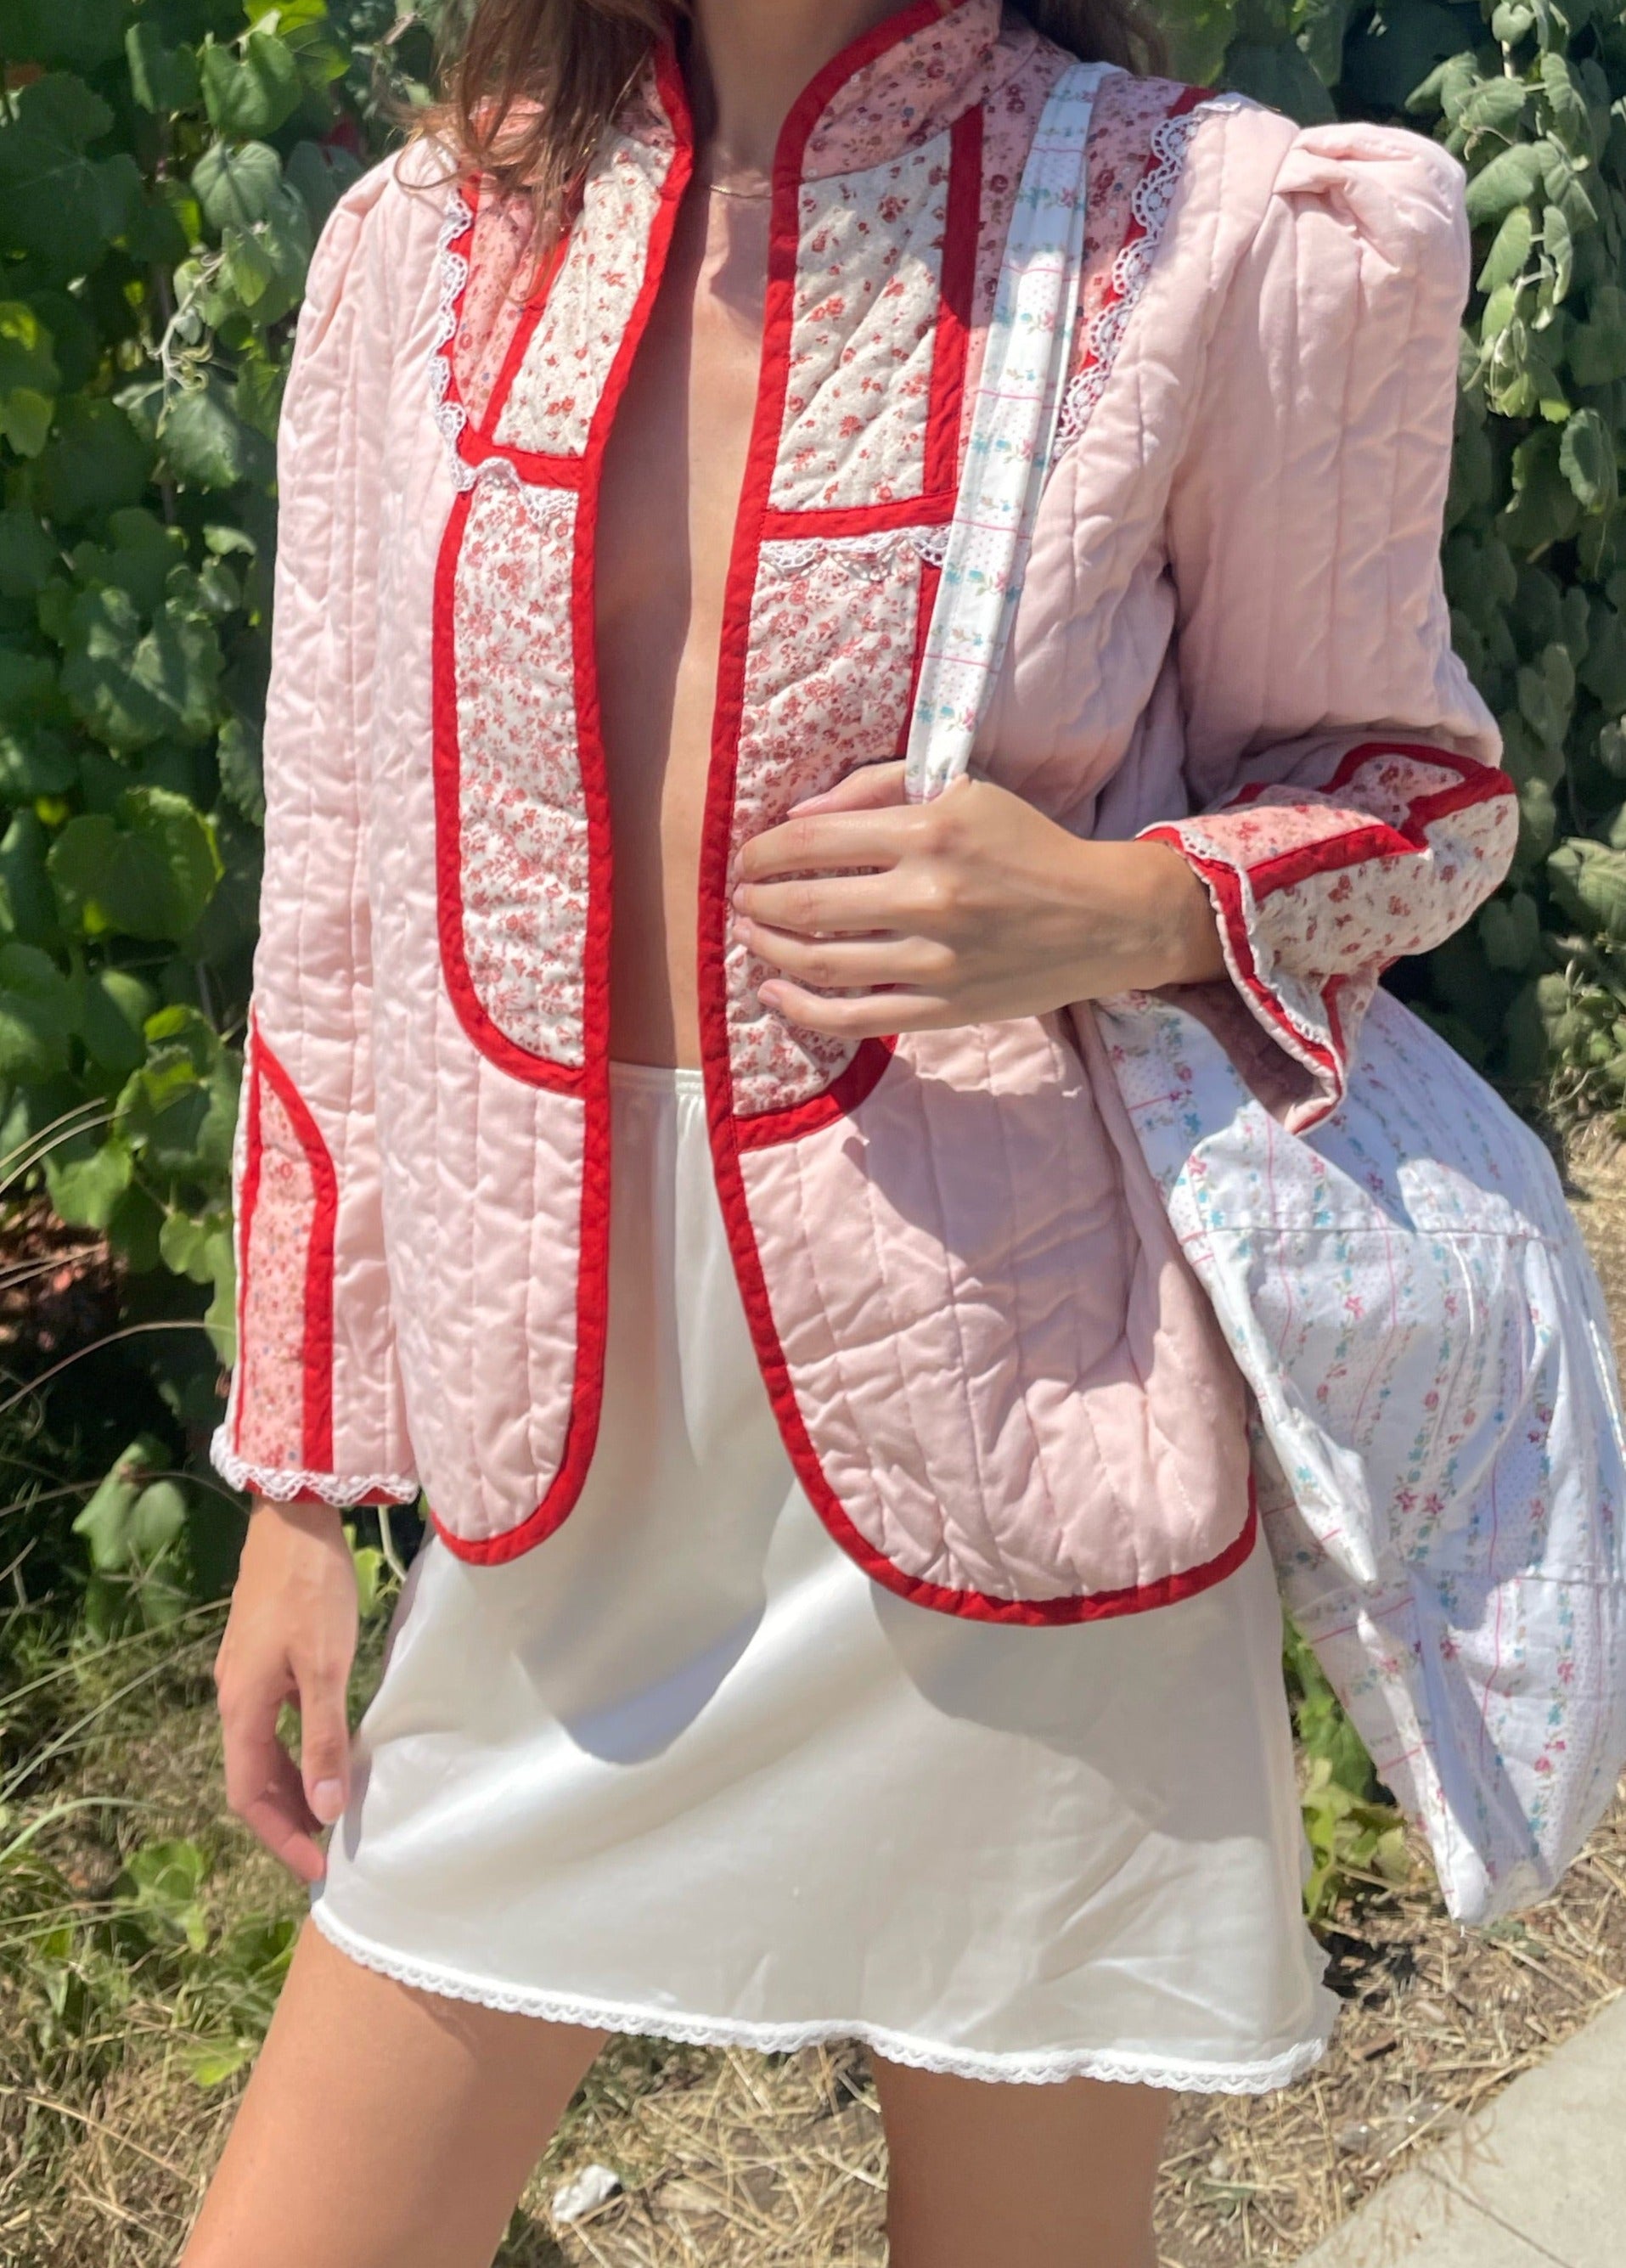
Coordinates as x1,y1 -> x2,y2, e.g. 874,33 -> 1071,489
431,43 -> 698,1568
239,1021 -> 340,1474
1141,739 -> 1516,1118
685,30 -> 1255,1620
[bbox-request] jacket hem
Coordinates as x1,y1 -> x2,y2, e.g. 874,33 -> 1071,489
308,1898 -> 1334,2093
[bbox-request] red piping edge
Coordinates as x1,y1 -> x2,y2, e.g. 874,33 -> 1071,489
228,1019 -> 265,1461
431,42 -> 696,1569
242,1023 -> 340,1475
696,7 -> 1254,1623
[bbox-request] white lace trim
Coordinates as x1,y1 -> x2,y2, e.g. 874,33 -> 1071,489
763,526 -> 952,579
1053,94 -> 1249,461
429,181 -> 475,467
310,1901 -> 1333,2095
427,183 -> 575,537
209,1425 -> 419,1508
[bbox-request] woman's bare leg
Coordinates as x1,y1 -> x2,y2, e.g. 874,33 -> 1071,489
872,2055 -> 1171,2268
181,1919 -> 605,2268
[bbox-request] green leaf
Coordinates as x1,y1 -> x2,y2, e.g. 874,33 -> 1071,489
1516,639 -> 1575,751
1548,839 -> 1626,939
0,939 -> 72,1080
1568,284 -> 1626,388
1478,204 -> 1534,295
0,509 -> 58,598
73,1435 -> 171,1573
81,965 -> 159,1076
49,786 -> 222,942
115,1003 -> 239,1178
0,299 -> 59,458
159,1203 -> 230,1284
1460,74 -> 1529,142
1499,425 -> 1584,552
1560,406 -> 1618,512
215,713 -> 264,824
125,21 -> 203,111
1581,602 -> 1626,710
1480,891 -> 1542,971
160,376 -> 275,492
0,76 -> 141,280
45,1128 -> 135,1228
1465,143 -> 1546,229
200,30 -> 301,138
0,809 -> 59,944
1544,201 -> 1573,304
31,399 -> 155,527
0,726 -> 76,801
284,136 -> 361,230
177,2039 -> 255,2088
1540,50 -> 1594,162
70,509 -> 186,619
1,0 -> 130,71
190,138 -> 284,234
110,1837 -> 209,1953
60,585 -> 222,750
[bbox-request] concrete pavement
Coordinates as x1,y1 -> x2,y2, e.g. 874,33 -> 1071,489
1296,1989 -> 1626,2267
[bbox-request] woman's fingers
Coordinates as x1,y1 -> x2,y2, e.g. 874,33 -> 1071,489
736,800 -> 926,884
736,919 -> 947,992
293,1640 -> 352,1831
733,869 -> 911,937
755,977 -> 950,1037
783,760 -> 909,817
217,1662 -> 330,1885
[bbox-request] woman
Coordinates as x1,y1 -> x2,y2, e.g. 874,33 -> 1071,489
183,1 -> 1515,2262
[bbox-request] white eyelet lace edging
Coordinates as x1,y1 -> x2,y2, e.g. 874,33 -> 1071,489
429,180 -> 475,466
1052,93 -> 1249,462
427,182 -> 575,537
309,1901 -> 1333,2095
209,1427 -> 419,1508
764,526 -> 953,578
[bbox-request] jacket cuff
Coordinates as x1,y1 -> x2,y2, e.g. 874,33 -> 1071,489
209,1426 -> 419,1509
1139,819 -> 1356,1131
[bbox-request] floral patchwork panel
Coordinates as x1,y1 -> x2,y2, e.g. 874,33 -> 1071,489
729,528 -> 931,1116
492,132 -> 677,459
447,479 -> 588,1071
772,133 -> 956,513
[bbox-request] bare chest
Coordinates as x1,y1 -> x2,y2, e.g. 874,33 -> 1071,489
594,190 -> 769,1061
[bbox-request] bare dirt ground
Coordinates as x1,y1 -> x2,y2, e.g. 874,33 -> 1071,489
4,1145 -> 1624,2268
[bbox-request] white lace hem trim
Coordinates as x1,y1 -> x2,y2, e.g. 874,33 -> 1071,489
209,1426 -> 419,1508
309,1899 -> 1334,2095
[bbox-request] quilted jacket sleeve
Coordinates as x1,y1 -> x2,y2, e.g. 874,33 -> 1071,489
210,162 -> 419,1509
1151,115 -> 1517,1131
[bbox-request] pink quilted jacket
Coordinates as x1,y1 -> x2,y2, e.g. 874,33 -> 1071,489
211,0 -> 1517,1624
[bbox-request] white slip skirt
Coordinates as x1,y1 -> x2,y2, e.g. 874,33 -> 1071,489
312,1061 -> 1340,2089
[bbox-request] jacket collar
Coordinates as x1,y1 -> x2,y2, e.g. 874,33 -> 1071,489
625,0 -> 1033,183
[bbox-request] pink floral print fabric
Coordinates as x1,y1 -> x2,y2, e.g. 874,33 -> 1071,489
451,480 -> 588,1068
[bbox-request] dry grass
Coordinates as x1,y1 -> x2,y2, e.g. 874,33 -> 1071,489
3,1143 -> 1626,2265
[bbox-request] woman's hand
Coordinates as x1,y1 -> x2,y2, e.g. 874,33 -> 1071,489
213,1500 -> 359,1884
732,761 -> 1226,1039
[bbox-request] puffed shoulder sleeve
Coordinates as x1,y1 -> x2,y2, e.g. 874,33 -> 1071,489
210,158 -> 426,1509
1149,112 -> 1517,1129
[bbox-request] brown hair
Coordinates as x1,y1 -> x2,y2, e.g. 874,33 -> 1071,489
422,1 -> 1170,235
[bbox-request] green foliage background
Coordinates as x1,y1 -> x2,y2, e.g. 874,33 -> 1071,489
0,0 -> 1622,1615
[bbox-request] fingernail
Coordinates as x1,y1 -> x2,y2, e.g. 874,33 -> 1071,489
310,1778 -> 346,1825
